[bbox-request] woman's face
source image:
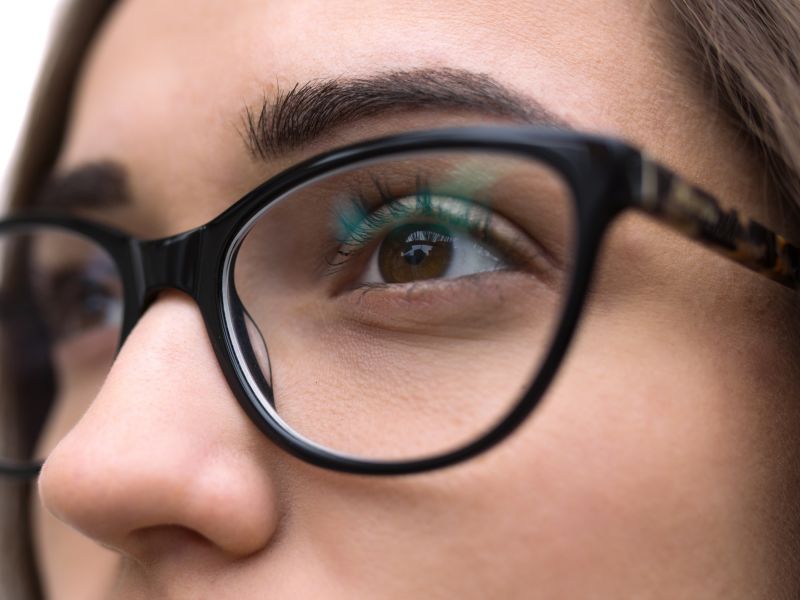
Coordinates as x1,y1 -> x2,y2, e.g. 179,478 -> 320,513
33,0 -> 800,598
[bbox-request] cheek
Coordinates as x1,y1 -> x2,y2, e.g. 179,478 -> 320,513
279,219 -> 800,597
513,311 -> 795,594
505,215 -> 800,593
298,325 -> 778,597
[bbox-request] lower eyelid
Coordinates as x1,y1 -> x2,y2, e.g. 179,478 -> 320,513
333,270 -> 561,333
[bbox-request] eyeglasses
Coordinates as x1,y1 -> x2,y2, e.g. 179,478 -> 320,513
0,126 -> 797,478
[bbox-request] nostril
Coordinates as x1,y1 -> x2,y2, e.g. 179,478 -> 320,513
125,525 -> 214,565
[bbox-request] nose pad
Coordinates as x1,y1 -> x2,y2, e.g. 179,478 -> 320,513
245,307 -> 272,387
234,296 -> 274,406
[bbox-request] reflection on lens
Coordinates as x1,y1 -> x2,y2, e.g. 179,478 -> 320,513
0,227 -> 122,468
230,150 -> 575,462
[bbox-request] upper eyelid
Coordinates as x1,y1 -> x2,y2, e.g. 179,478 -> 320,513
334,193 -> 492,249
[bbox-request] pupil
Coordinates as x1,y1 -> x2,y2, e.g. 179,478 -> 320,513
378,223 -> 454,283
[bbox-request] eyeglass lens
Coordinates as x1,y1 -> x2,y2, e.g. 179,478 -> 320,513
0,227 -> 123,467
230,150 -> 576,462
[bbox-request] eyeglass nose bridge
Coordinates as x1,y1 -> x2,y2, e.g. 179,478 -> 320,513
134,225 -> 209,303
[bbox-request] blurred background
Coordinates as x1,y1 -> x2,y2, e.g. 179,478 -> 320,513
0,2 -> 64,204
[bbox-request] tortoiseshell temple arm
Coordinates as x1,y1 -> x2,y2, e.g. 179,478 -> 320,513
634,157 -> 800,290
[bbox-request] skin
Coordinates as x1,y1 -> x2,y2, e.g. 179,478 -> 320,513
31,0 -> 800,598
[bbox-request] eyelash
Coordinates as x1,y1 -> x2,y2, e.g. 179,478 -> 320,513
326,175 -> 498,275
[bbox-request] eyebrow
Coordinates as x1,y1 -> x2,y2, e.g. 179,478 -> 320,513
33,161 -> 130,210
34,67 -> 565,211
243,67 -> 568,160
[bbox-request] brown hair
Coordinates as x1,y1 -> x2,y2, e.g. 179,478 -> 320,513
3,1 -> 800,598
668,0 -> 800,221
2,5 -> 116,598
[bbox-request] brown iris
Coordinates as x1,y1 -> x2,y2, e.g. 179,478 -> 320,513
377,223 -> 455,283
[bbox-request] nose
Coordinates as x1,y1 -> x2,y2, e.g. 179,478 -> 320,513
38,292 -> 280,560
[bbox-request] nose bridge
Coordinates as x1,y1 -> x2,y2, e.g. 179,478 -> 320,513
136,226 -> 207,298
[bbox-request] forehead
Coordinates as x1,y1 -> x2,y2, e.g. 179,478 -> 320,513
55,0 -> 758,230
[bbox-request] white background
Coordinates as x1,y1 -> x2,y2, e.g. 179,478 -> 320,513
0,2 -> 65,205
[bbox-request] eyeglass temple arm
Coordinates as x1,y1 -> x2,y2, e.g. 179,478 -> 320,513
0,459 -> 42,479
633,157 -> 800,290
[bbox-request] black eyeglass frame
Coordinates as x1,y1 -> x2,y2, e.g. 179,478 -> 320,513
2,125 -> 798,479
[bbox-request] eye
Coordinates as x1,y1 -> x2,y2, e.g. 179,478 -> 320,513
332,192 -> 549,289
360,221 -> 506,284
34,258 -> 123,343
